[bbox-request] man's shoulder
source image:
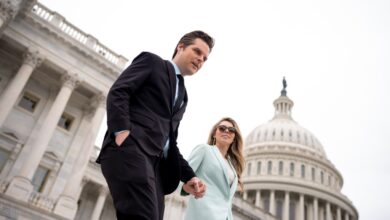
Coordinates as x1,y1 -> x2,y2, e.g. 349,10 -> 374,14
135,51 -> 165,62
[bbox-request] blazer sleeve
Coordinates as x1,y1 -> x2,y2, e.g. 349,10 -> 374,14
106,52 -> 153,134
180,144 -> 208,196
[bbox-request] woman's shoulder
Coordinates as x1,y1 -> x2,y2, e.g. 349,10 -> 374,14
190,144 -> 213,155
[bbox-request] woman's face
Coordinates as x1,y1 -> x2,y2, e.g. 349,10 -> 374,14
214,120 -> 236,147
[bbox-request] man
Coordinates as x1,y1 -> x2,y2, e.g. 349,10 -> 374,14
96,30 -> 214,220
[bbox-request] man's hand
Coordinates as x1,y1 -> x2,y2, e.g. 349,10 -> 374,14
115,130 -> 130,146
183,177 -> 206,199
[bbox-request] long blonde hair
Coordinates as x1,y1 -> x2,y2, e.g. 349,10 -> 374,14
207,117 -> 245,191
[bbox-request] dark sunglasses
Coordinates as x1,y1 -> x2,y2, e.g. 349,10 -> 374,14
217,125 -> 236,134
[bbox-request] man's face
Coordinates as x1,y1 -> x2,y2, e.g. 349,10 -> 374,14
173,38 -> 210,76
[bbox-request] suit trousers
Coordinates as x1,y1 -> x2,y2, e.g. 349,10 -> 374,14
100,136 -> 164,220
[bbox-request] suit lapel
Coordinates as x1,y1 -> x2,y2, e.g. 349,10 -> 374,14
165,61 -> 177,114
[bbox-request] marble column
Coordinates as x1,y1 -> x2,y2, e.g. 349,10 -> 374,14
283,192 -> 289,220
91,186 -> 108,220
0,48 -> 44,126
255,190 -> 262,207
54,93 -> 106,219
269,190 -> 276,215
5,74 -> 79,201
243,190 -> 248,200
326,202 -> 331,220
336,207 -> 341,220
298,194 -> 305,220
313,198 -> 318,220
344,213 -> 349,220
48,106 -> 98,198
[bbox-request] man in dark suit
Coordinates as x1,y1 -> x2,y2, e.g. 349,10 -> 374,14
96,30 -> 214,220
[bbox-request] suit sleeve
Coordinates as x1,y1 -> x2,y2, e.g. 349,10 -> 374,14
180,144 -> 207,196
106,52 -> 153,134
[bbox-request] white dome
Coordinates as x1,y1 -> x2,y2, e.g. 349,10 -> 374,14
245,95 -> 327,158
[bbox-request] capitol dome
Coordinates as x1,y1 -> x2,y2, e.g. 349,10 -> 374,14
245,94 -> 326,158
242,79 -> 358,220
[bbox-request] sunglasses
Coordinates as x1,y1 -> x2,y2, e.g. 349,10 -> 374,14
217,125 -> 236,134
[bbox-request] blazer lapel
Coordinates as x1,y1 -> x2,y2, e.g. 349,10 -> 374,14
212,146 -> 230,190
227,159 -> 238,198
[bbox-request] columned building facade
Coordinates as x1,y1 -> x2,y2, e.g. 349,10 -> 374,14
242,82 -> 359,220
0,0 -> 127,219
0,1 -> 358,220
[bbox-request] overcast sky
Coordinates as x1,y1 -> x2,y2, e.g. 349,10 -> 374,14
40,0 -> 389,219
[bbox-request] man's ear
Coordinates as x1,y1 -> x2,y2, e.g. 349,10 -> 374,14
177,43 -> 185,52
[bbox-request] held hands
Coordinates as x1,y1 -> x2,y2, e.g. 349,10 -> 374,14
183,177 -> 206,199
115,130 -> 130,146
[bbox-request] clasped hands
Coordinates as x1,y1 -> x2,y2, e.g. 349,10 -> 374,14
183,177 -> 206,199
116,131 -> 206,198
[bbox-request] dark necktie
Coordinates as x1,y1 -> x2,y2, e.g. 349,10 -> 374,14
174,75 -> 184,111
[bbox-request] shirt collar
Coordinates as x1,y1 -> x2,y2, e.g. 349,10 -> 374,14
169,60 -> 182,76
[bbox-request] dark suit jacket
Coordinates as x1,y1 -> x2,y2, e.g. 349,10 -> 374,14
96,52 -> 195,194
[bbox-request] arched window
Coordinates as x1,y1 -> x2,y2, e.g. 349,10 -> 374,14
290,162 -> 295,177
257,161 -> 262,175
279,161 -> 284,175
247,162 -> 252,176
268,161 -> 272,175
311,167 -> 316,181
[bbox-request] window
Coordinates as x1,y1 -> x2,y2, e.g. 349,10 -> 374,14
290,162 -> 295,176
58,113 -> 74,130
328,175 -> 331,186
278,161 -> 283,175
289,201 -> 296,220
247,162 -> 251,176
312,167 -> 316,181
267,161 -> 272,174
264,198 -> 270,212
32,166 -> 50,192
0,148 -> 10,172
18,92 -> 39,112
301,164 -> 305,178
257,161 -> 261,175
321,171 -> 324,184
276,200 -> 283,219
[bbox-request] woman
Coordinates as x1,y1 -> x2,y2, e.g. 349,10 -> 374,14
182,117 -> 245,220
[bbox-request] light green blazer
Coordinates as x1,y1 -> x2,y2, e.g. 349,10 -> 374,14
182,144 -> 238,220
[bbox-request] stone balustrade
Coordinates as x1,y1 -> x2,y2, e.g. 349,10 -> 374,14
30,3 -> 128,69
28,191 -> 55,212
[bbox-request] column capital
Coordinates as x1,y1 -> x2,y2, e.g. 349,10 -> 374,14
0,0 -> 17,21
23,47 -> 45,68
61,73 -> 80,90
92,92 -> 107,109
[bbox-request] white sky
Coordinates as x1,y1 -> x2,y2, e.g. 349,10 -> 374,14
40,0 -> 389,219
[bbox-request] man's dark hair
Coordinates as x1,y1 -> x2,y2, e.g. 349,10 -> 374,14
172,30 -> 215,58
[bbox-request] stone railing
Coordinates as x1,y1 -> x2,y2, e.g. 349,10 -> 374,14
28,191 -> 55,212
30,2 -> 128,69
